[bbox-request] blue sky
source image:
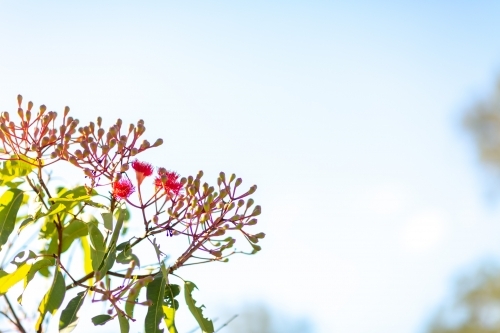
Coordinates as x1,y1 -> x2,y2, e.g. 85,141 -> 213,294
1,1 -> 500,332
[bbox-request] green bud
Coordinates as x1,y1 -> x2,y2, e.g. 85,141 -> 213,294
235,178 -> 242,187
255,232 -> 265,239
152,138 -> 163,147
229,173 -> 236,183
251,205 -> 261,216
219,172 -> 226,182
246,218 -> 257,225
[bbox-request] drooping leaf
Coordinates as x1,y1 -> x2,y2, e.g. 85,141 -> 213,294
145,273 -> 166,333
118,313 -> 130,333
35,269 -> 66,331
0,189 -> 24,251
184,281 -> 214,333
59,291 -> 86,333
91,314 -> 113,326
0,263 -> 32,295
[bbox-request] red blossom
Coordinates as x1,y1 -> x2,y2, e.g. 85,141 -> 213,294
131,160 -> 154,176
155,170 -> 182,196
112,178 -> 135,199
131,159 -> 154,186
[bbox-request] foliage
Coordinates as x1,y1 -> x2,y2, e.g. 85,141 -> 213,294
427,265 -> 500,333
0,95 -> 264,333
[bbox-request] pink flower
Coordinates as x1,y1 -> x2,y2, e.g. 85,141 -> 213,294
112,178 -> 135,199
154,170 -> 182,197
131,159 -> 154,185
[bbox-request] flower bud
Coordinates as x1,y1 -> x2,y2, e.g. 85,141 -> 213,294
27,101 -> 33,111
64,106 -> 70,117
152,138 -> 163,147
39,104 -> 46,115
17,94 -> 22,106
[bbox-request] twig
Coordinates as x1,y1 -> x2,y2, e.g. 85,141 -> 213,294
3,295 -> 27,333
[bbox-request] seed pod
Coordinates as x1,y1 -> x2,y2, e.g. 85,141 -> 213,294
235,178 -> 242,187
152,138 -> 163,147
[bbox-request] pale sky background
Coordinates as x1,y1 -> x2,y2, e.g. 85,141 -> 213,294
1,1 -> 500,333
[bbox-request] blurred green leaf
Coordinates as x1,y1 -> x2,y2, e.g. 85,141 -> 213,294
0,189 -> 24,251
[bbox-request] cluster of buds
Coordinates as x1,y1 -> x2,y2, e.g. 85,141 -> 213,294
0,95 -> 163,186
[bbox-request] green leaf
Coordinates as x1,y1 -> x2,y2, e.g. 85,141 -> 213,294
184,281 -> 214,333
162,284 -> 180,333
145,273 -> 166,333
36,269 -> 66,331
0,189 -> 24,251
88,224 -> 105,272
0,263 -> 32,295
118,313 -> 130,333
59,291 -> 86,333
91,314 -> 113,326
102,212 -> 113,231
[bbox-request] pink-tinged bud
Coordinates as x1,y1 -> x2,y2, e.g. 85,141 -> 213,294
97,128 -> 105,139
25,110 -> 31,123
17,94 -> 22,107
152,215 -> 159,224
97,116 -> 102,127
68,156 -> 80,167
50,151 -> 58,159
39,104 -> 46,115
152,138 -> 163,147
120,163 -> 129,172
84,168 -> 94,178
64,106 -> 70,117
2,112 -> 9,121
17,108 -> 24,120
130,147 -> 138,156
27,101 -> 33,111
